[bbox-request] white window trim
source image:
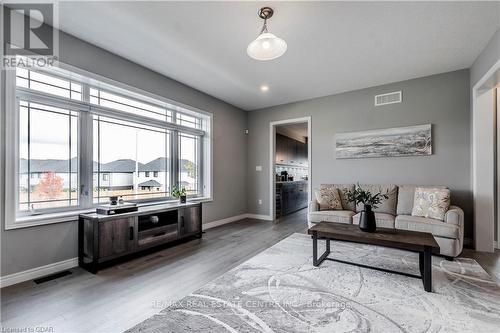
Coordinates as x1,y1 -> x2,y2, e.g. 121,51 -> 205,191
4,61 -> 213,230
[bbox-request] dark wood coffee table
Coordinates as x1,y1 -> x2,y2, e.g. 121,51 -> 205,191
308,222 -> 440,292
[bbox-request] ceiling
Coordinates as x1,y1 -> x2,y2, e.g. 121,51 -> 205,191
58,2 -> 500,111
277,123 -> 308,143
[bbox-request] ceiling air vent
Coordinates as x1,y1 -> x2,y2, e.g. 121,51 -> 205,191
374,91 -> 402,106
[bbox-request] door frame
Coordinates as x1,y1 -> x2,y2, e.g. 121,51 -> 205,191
472,57 -> 500,251
269,117 -> 312,220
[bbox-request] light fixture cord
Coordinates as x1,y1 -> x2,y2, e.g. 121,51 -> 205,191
260,18 -> 268,34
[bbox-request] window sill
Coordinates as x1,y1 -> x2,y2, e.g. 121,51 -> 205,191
8,197 -> 213,230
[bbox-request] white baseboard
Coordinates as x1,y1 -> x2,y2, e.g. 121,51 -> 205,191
204,213 -> 273,230
246,214 -> 273,221
0,257 -> 78,288
203,214 -> 249,230
1,213 -> 273,288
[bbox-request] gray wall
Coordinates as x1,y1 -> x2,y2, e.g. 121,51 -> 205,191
247,70 -> 472,240
471,27 -> 500,87
1,31 -> 248,276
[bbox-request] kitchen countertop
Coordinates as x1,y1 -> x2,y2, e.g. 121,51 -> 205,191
276,180 -> 308,184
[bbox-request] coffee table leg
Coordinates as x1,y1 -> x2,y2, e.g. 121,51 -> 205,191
313,231 -> 318,266
419,251 -> 424,276
312,231 -> 330,267
423,246 -> 432,292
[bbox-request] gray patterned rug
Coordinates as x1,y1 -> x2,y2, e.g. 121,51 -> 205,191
126,233 -> 500,332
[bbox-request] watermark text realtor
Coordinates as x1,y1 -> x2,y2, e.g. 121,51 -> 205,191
2,2 -> 58,68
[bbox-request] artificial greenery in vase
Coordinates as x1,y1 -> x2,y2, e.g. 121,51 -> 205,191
171,185 -> 187,203
345,184 -> 389,232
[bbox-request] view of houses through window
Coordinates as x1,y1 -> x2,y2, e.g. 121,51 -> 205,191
93,115 -> 170,203
14,62 -> 208,215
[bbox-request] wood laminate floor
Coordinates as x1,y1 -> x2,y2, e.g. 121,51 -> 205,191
1,209 -> 499,332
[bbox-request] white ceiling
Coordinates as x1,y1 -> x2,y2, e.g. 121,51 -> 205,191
58,1 -> 500,111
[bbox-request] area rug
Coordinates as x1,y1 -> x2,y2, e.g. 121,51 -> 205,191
126,233 -> 500,332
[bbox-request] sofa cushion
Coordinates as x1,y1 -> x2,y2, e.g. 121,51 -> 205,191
315,187 -> 342,211
308,210 -> 355,224
412,187 -> 451,221
352,212 -> 395,228
320,184 -> 355,211
355,184 -> 398,215
395,215 -> 459,239
397,185 -> 449,215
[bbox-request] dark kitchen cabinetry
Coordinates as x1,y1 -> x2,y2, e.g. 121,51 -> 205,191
79,202 -> 202,273
275,134 -> 308,166
276,181 -> 308,217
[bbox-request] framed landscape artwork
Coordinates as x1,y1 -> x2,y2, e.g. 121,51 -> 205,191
335,124 -> 432,159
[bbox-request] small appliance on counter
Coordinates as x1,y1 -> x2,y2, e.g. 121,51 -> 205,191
280,170 -> 288,181
96,196 -> 138,215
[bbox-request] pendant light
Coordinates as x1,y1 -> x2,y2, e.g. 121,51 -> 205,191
247,7 -> 287,61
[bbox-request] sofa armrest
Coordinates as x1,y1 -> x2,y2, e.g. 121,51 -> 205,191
309,200 -> 319,212
445,205 -> 464,227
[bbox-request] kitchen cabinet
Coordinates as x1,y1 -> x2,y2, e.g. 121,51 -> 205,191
276,134 -> 308,166
276,181 -> 308,217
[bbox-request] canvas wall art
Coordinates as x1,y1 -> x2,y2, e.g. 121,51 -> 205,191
335,124 -> 432,159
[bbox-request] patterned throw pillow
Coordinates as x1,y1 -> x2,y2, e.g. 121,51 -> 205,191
411,187 -> 451,221
315,187 -> 342,211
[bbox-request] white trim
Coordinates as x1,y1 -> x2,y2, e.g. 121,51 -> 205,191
269,117 -> 312,220
203,214 -> 248,230
203,213 -> 272,230
472,57 -> 500,252
246,214 -> 273,221
5,69 -> 17,230
4,61 -> 214,229
0,257 -> 78,288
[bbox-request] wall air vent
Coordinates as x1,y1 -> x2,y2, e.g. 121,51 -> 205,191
374,91 -> 402,106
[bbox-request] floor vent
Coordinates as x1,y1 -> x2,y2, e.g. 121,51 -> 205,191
375,91 -> 402,106
34,270 -> 72,284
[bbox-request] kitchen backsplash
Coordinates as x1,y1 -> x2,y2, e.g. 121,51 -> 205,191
276,165 -> 309,180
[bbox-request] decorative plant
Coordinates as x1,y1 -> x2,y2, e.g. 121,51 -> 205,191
345,184 -> 389,209
171,185 -> 187,199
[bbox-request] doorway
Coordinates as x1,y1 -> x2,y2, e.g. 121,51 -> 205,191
269,117 -> 311,220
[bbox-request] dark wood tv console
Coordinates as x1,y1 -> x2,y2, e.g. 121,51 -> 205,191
78,202 -> 202,273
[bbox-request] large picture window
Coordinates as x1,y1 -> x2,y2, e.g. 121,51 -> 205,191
7,61 -> 211,227
93,115 -> 170,203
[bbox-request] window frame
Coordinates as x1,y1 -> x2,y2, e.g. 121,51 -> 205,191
4,60 -> 213,230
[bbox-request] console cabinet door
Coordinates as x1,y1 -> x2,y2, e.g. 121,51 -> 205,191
178,206 -> 201,236
99,217 -> 136,259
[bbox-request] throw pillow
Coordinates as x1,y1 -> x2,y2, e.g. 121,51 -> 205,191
411,187 -> 451,221
315,187 -> 342,211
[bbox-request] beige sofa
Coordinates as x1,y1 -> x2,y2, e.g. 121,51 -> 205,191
308,184 -> 464,258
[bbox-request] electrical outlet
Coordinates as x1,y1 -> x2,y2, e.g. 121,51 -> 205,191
258,199 -> 262,205
256,166 -> 262,171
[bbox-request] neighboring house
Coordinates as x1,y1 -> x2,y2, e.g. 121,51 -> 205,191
95,159 -> 143,190
138,180 -> 162,191
20,157 -> 195,192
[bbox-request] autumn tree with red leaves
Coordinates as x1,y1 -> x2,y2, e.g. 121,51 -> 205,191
34,172 -> 64,199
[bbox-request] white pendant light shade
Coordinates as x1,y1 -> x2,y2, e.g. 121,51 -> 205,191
247,7 -> 287,61
247,32 -> 287,61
